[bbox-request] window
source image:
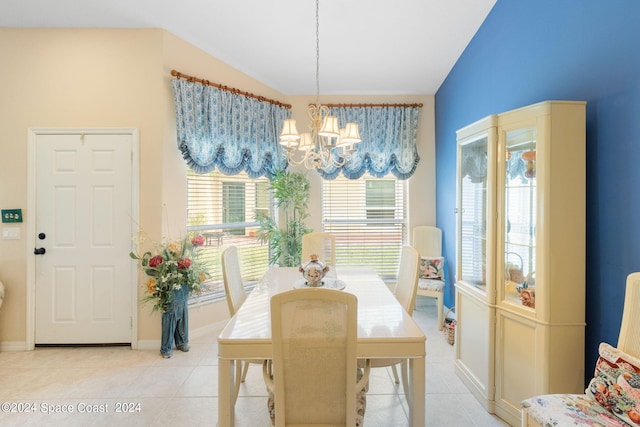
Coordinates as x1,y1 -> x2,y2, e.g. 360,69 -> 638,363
255,181 -> 270,218
365,179 -> 396,220
222,182 -> 246,235
187,169 -> 271,300
322,174 -> 407,282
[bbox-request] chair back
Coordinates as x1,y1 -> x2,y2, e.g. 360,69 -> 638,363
301,232 -> 336,266
395,245 -> 421,315
618,272 -> 640,357
270,288 -> 358,427
221,246 -> 246,316
412,226 -> 442,257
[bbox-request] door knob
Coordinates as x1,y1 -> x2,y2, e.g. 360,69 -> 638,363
34,248 -> 46,255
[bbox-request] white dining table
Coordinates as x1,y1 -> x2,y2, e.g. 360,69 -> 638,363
217,266 -> 426,426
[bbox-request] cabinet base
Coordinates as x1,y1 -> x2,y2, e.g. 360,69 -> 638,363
455,361 -> 495,413
494,403 -> 521,427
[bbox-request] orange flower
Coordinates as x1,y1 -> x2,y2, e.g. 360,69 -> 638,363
145,278 -> 157,295
167,241 -> 182,254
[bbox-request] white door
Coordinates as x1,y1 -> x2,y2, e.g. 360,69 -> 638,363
34,132 -> 135,344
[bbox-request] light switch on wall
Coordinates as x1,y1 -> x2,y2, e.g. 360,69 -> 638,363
2,227 -> 20,240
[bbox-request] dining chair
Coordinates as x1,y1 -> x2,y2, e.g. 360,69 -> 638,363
221,245 -> 264,400
413,225 -> 446,330
263,288 -> 370,427
617,271 -> 640,357
301,231 -> 336,266
368,245 -> 420,403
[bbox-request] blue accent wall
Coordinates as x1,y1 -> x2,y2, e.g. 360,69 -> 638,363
435,0 -> 640,377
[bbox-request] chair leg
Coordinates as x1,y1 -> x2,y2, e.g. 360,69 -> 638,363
400,359 -> 411,407
241,360 -> 250,382
234,360 -> 243,403
437,295 -> 444,331
391,364 -> 400,384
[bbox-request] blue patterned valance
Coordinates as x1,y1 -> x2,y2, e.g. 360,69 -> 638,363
506,149 -> 530,183
318,105 -> 421,180
461,144 -> 488,183
462,146 -> 531,183
171,78 -> 289,178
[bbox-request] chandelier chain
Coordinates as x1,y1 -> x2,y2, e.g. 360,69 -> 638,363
315,0 -> 320,104
278,0 -> 361,172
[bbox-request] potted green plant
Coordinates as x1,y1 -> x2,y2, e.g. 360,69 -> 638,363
256,169 -> 312,267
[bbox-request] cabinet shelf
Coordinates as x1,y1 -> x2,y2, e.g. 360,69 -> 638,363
504,241 -> 534,248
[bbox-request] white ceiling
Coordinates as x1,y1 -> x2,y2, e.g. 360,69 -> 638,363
0,0 -> 496,95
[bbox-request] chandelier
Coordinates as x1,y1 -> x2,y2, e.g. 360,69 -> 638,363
279,0 -> 361,171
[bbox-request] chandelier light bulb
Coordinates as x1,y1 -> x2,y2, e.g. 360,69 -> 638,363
279,119 -> 301,147
319,116 -> 340,139
341,122 -> 361,144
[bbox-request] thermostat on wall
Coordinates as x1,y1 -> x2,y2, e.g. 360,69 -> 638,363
1,209 -> 23,223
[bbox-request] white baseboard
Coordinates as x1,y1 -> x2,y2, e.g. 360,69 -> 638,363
135,340 -> 160,351
0,341 -> 29,351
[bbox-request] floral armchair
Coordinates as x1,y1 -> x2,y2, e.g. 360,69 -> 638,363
521,272 -> 640,427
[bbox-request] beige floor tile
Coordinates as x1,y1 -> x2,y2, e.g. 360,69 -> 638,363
176,365 -> 218,397
364,394 -> 409,427
120,366 -> 194,398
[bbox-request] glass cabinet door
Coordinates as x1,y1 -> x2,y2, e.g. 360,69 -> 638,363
457,132 -> 493,296
501,126 -> 537,311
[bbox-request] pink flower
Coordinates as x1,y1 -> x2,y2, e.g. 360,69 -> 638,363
178,258 -> 191,269
191,235 -> 205,246
149,255 -> 164,268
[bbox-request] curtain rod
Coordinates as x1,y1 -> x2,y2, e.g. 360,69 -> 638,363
321,102 -> 423,108
171,70 -> 292,109
171,70 -> 423,110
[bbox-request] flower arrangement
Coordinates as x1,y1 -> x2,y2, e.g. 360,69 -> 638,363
130,234 -> 210,313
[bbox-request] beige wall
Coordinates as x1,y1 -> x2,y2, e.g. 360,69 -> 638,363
0,28 -> 435,350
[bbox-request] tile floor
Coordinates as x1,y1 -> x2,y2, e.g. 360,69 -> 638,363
0,298 -> 509,426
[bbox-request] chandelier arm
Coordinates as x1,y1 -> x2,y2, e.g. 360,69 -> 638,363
285,151 -> 311,167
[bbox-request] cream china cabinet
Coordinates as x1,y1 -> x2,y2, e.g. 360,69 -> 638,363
454,101 -> 586,426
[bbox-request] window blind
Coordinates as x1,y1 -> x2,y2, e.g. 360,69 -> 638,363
187,169 -> 271,299
459,174 -> 487,284
321,174 -> 407,282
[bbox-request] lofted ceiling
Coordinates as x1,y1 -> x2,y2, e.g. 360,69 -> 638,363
0,0 -> 496,95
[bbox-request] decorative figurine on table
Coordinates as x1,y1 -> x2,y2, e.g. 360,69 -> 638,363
299,254 -> 330,287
